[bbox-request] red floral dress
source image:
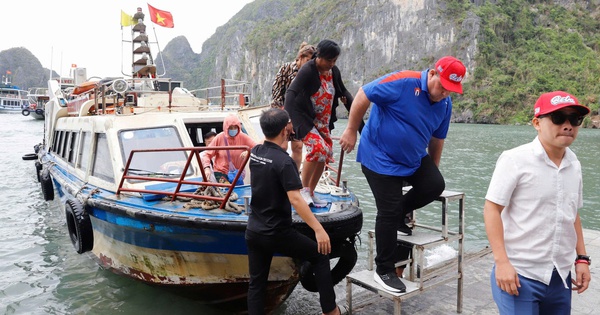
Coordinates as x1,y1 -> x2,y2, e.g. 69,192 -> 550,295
303,71 -> 334,163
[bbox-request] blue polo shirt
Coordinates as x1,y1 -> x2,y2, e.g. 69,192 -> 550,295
357,69 -> 452,176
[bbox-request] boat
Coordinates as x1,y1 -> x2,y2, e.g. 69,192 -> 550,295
23,75 -> 78,120
22,87 -> 50,120
31,10 -> 362,314
0,75 -> 29,113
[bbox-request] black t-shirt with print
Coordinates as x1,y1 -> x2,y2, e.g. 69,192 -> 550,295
247,141 -> 303,235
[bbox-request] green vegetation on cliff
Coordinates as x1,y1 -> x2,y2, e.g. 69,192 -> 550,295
451,0 -> 600,125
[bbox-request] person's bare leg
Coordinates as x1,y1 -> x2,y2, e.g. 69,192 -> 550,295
291,140 -> 303,171
308,162 -> 325,195
301,160 -> 319,188
396,266 -> 405,278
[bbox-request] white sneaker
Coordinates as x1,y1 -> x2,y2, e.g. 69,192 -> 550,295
311,194 -> 329,208
373,271 -> 406,293
300,187 -> 314,206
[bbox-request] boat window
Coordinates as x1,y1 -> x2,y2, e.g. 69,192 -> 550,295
61,132 -> 71,159
68,132 -> 78,164
119,126 -> 193,179
78,132 -> 92,173
92,133 -> 115,183
184,122 -> 221,146
56,131 -> 65,156
52,131 -> 60,152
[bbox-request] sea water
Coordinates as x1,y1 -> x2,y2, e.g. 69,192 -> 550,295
2,114 -> 599,314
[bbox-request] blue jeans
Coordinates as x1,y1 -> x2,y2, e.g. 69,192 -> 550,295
491,266 -> 572,315
245,229 -> 336,315
362,155 -> 445,274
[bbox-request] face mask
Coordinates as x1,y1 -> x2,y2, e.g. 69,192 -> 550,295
228,129 -> 238,137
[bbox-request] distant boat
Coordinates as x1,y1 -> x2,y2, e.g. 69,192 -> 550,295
30,8 -> 362,314
0,76 -> 29,113
22,87 -> 49,120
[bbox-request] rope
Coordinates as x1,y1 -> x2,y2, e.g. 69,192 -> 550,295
314,171 -> 349,197
182,186 -> 241,214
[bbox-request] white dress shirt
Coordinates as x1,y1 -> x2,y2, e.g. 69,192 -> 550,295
485,136 -> 583,288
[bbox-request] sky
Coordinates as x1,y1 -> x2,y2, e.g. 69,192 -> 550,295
1,0 -> 254,79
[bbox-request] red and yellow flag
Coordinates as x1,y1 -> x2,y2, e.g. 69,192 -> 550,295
147,4 -> 174,28
6,70 -> 11,75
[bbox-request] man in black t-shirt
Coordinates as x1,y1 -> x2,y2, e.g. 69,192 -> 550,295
245,108 -> 340,315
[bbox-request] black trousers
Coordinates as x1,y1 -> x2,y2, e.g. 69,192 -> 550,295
245,229 -> 336,315
362,155 -> 445,275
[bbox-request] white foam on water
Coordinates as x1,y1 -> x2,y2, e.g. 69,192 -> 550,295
424,244 -> 457,267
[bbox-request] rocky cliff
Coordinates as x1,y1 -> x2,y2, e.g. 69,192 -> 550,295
160,0 -> 480,107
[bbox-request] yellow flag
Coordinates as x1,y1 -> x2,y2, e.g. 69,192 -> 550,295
121,10 -> 134,27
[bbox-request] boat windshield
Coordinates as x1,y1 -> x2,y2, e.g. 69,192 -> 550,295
119,127 -> 193,178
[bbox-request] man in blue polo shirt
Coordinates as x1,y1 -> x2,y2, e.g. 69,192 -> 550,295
339,56 -> 466,293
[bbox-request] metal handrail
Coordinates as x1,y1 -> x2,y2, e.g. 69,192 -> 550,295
116,145 -> 250,209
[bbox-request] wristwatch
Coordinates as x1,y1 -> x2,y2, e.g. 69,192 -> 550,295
575,254 -> 591,265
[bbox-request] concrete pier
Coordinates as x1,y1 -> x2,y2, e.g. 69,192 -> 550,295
346,228 -> 600,314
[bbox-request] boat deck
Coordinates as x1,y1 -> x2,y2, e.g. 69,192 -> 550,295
344,228 -> 600,314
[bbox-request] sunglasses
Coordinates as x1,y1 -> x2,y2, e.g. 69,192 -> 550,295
538,112 -> 584,127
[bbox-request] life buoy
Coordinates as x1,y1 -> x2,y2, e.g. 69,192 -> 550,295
299,239 -> 358,292
34,161 -> 42,182
21,109 -> 30,116
40,170 -> 54,201
65,199 -> 94,254
22,153 -> 37,161
35,108 -> 44,116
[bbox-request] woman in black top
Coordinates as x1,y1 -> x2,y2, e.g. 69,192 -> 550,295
284,39 -> 363,206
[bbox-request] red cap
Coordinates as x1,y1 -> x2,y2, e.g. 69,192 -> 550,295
534,91 -> 590,117
435,56 -> 466,94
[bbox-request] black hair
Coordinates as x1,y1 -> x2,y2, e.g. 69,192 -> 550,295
204,131 -> 217,139
315,39 -> 340,60
260,108 -> 289,138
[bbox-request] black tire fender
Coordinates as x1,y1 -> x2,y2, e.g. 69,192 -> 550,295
35,161 -> 42,182
21,109 -> 30,116
299,239 -> 358,292
292,204 -> 363,242
22,153 -> 37,161
35,108 -> 44,116
40,170 -> 54,201
65,199 -> 94,254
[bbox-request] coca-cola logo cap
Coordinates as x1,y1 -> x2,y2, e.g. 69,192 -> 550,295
534,91 -> 590,117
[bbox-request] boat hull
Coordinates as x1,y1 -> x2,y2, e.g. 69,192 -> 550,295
89,212 -> 298,311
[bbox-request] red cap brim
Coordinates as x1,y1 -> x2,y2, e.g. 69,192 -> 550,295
440,76 -> 463,94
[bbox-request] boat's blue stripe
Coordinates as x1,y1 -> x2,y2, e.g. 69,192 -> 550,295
90,210 -> 249,255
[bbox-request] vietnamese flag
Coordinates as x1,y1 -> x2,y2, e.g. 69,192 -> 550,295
6,70 -> 11,74
147,4 -> 174,28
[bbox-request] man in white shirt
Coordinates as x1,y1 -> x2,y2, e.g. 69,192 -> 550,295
484,91 -> 591,314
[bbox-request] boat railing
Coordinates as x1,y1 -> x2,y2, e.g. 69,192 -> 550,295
117,145 -> 251,209
189,79 -> 251,109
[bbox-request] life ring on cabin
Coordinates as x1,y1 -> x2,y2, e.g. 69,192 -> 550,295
65,199 -> 94,254
298,239 -> 358,292
22,153 -> 37,161
40,169 -> 54,201
21,109 -> 30,116
35,108 -> 44,116
34,161 -> 42,182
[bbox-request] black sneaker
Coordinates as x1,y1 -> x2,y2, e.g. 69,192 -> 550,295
397,222 -> 412,236
374,271 -> 406,293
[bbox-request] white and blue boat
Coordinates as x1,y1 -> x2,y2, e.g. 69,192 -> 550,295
0,75 -> 29,113
31,11 -> 362,313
